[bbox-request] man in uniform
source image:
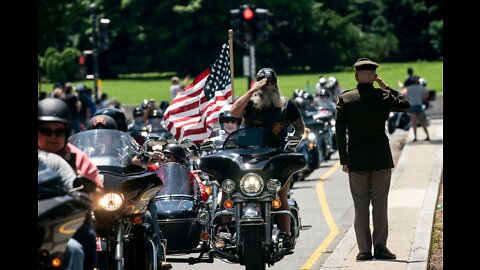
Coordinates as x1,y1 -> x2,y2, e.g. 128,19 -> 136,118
335,58 -> 410,260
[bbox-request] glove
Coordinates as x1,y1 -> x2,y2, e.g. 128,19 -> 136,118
71,191 -> 93,210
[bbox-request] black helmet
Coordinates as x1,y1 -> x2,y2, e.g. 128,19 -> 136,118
256,68 -> 277,84
133,107 -> 144,118
38,98 -> 72,124
94,107 -> 128,132
219,110 -> 241,125
140,99 -> 149,109
162,143 -> 186,162
303,92 -> 314,102
86,115 -> 118,130
148,109 -> 163,119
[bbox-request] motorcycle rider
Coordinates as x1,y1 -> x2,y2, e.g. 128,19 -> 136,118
38,149 -> 85,270
209,110 -> 241,149
314,89 -> 336,112
86,112 -> 169,268
128,107 -> 147,132
38,98 -> 104,270
94,107 -> 129,132
147,143 -> 208,202
148,109 -> 168,134
231,67 -> 305,248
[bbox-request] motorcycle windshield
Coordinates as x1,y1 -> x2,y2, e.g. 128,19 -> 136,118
223,127 -> 281,150
154,162 -> 191,196
68,129 -> 140,167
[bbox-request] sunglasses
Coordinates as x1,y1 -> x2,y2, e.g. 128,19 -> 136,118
38,127 -> 67,137
224,119 -> 237,124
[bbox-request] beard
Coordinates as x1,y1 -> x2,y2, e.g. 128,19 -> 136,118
252,88 -> 283,110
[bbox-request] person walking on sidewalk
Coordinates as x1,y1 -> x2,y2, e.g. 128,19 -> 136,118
335,58 -> 410,261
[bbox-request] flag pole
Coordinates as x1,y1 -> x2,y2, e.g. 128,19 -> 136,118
229,29 -> 235,103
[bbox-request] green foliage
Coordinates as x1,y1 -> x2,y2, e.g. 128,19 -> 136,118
41,61 -> 442,106
428,20 -> 443,55
40,47 -> 81,83
38,0 -> 444,81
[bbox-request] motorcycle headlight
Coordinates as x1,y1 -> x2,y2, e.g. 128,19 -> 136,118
330,119 -> 336,126
389,112 -> 394,117
99,192 -> 124,212
307,133 -> 316,141
240,173 -> 264,196
267,179 -> 281,193
222,179 -> 236,194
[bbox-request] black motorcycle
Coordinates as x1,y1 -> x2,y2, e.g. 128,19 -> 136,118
68,129 -> 164,270
153,162 -> 211,261
199,127 -> 306,269
38,162 -> 90,269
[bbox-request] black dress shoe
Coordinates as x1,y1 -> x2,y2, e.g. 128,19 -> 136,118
374,247 -> 396,259
356,252 -> 373,260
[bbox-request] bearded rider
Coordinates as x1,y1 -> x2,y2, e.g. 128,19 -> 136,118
231,67 -> 305,247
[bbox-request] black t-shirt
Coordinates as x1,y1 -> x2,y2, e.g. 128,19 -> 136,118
244,98 -> 302,123
403,75 -> 417,87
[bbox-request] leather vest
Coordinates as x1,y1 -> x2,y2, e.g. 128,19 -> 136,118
244,98 -> 290,142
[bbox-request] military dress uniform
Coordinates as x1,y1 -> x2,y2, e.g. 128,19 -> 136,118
335,58 -> 410,260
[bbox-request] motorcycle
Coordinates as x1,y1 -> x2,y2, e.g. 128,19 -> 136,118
38,162 -> 91,269
199,127 -> 306,269
68,129 -> 164,270
292,128 -> 320,185
153,162 -> 211,262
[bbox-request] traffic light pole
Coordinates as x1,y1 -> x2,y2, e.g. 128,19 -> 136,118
250,44 -> 255,86
90,4 -> 100,102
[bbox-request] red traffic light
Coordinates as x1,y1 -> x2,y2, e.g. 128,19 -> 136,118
243,8 -> 254,20
78,55 -> 86,65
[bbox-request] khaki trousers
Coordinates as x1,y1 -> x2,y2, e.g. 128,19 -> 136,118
349,169 -> 391,253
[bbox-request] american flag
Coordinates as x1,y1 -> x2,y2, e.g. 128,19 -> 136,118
163,42 -> 233,144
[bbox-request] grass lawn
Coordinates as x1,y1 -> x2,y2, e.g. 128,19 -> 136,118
39,60 -> 442,106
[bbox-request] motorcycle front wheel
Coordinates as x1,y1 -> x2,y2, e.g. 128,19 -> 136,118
243,226 -> 265,270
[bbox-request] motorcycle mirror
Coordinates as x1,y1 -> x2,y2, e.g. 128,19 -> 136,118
166,136 -> 177,144
179,138 -> 194,149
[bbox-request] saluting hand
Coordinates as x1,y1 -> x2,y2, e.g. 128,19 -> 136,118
375,77 -> 389,89
249,78 -> 267,95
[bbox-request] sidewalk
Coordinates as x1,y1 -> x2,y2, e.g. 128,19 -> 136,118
320,118 -> 443,270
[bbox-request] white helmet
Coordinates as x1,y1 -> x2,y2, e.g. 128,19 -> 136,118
418,77 -> 427,87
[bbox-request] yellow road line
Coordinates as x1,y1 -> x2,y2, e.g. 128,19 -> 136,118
300,161 -> 341,270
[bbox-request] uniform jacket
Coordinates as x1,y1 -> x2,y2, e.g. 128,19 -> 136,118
335,83 -> 410,172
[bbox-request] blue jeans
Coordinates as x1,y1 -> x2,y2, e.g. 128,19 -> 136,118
63,238 -> 84,270
72,222 -> 97,270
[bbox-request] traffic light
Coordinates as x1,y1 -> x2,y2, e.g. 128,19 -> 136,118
78,55 -> 86,65
230,5 -> 272,45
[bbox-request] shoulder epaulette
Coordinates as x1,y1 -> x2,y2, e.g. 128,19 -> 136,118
340,88 -> 356,95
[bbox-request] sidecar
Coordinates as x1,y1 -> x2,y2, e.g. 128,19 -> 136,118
154,162 -> 207,252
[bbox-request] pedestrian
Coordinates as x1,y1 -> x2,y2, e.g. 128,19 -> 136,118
231,67 -> 305,248
170,76 -> 181,99
402,76 -> 430,141
335,58 -> 410,261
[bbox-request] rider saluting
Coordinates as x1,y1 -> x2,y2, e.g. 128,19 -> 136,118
231,67 -> 305,247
